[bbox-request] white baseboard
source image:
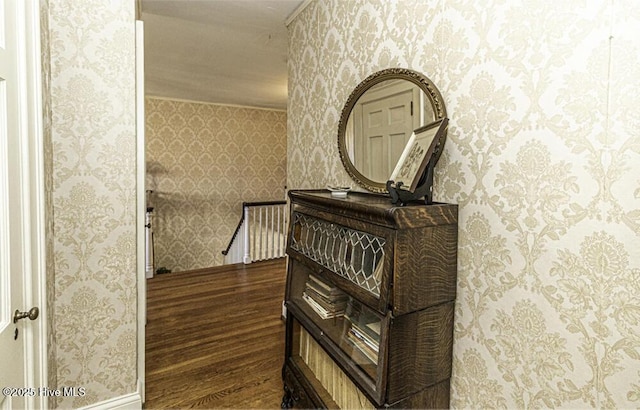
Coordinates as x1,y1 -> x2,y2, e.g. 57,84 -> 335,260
78,381 -> 143,410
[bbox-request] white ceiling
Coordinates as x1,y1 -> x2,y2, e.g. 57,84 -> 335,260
141,0 -> 304,111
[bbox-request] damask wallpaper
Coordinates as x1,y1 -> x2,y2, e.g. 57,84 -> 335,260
145,98 -> 287,272
44,0 -> 138,407
287,0 -> 640,408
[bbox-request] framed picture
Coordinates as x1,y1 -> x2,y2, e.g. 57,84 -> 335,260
389,118 -> 448,192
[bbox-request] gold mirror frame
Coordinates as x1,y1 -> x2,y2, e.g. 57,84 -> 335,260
337,68 -> 447,193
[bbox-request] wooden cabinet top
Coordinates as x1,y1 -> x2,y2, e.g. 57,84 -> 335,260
288,190 -> 457,230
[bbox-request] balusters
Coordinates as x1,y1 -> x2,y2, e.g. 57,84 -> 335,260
241,202 -> 288,263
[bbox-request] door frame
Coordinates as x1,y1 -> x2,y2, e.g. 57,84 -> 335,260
135,19 -> 146,404
18,0 -> 48,408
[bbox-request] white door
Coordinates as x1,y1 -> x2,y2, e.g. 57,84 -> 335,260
358,90 -> 414,181
0,1 -> 38,408
353,80 -> 421,181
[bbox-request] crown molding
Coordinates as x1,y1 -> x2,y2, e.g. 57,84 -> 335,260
285,0 -> 314,27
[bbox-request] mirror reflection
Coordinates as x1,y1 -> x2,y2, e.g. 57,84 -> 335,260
338,68 -> 446,193
344,80 -> 434,182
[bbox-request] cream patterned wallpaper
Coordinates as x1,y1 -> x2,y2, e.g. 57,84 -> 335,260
287,0 -> 640,408
145,98 -> 287,272
45,0 -> 137,407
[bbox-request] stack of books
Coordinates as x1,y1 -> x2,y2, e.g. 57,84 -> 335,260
345,304 -> 381,364
302,275 -> 348,319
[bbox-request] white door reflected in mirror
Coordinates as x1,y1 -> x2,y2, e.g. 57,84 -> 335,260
337,68 -> 446,193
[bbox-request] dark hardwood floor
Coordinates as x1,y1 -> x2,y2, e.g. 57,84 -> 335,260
145,259 -> 287,409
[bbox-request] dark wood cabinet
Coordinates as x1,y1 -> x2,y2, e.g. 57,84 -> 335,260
281,190 -> 458,409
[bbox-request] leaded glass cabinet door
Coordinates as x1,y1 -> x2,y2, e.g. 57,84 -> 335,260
289,212 -> 386,298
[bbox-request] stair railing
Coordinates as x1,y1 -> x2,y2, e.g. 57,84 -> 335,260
222,200 -> 288,264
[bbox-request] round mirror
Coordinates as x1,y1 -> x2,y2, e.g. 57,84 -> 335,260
337,68 -> 447,193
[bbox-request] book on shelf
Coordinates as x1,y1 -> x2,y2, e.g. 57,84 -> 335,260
343,299 -> 381,363
304,289 -> 347,313
346,329 -> 379,363
302,275 -> 347,319
345,304 -> 380,335
365,320 -> 381,336
359,249 -> 384,282
307,274 -> 345,297
350,323 -> 379,350
302,293 -> 344,319
373,258 -> 383,282
305,283 -> 347,304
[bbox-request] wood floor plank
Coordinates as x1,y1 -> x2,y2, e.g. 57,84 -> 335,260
145,259 -> 287,409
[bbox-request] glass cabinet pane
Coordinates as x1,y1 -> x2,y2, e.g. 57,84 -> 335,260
291,317 -> 376,409
289,212 -> 385,297
289,266 -> 383,381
